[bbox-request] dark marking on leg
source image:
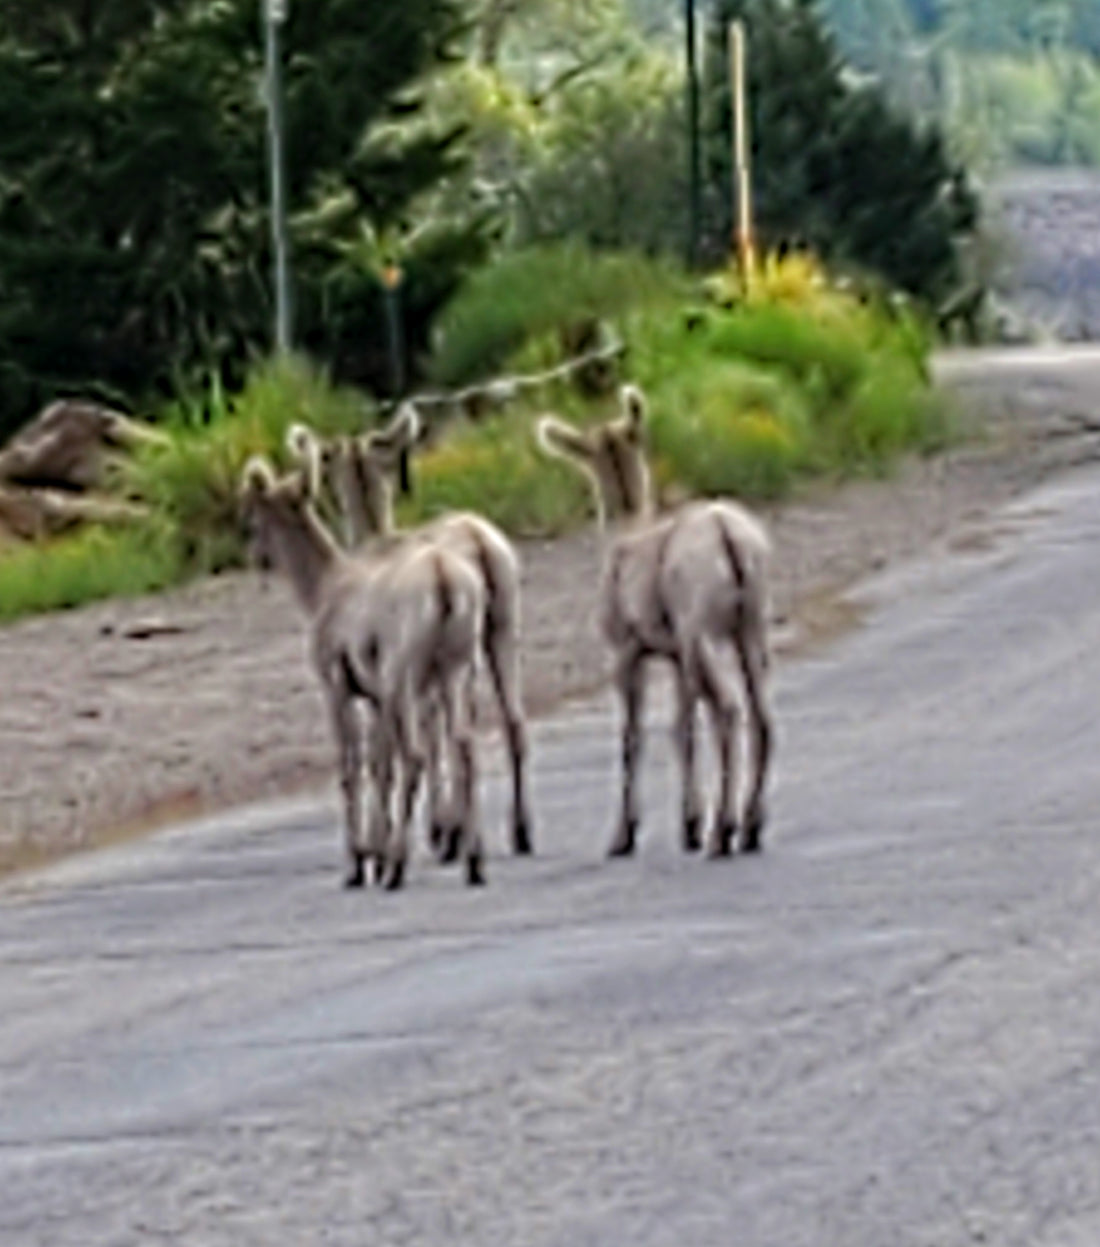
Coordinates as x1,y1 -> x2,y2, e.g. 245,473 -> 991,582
512,814 -> 533,857
708,818 -> 738,859
466,852 -> 486,887
439,823 -> 463,864
343,852 -> 366,889
608,817 -> 638,858
740,806 -> 765,853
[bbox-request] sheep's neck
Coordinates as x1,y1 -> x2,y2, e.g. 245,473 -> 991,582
342,462 -> 394,545
596,491 -> 654,549
362,486 -> 394,540
270,508 -> 340,614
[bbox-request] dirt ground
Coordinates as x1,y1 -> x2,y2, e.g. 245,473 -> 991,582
3,360 -> 1100,875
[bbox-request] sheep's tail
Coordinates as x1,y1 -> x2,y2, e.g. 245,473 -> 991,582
713,514 -> 746,594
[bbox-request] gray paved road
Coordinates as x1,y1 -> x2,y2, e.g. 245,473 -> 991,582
5,466 -> 1100,1246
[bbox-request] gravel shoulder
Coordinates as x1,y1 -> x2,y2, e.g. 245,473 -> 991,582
3,357 -> 1100,875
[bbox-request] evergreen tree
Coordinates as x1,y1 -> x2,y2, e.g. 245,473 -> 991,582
0,0 -> 484,436
704,0 -> 979,311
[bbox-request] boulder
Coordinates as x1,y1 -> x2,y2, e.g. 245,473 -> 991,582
0,399 -> 167,492
0,484 -> 148,542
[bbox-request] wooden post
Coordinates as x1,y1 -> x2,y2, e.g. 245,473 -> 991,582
729,20 -> 755,283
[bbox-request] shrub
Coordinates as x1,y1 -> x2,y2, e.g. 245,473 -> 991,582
429,244 -> 686,387
643,360 -> 811,500
624,252 -> 944,491
122,355 -> 368,574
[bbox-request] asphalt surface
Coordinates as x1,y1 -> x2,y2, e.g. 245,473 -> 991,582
5,463 -> 1100,1246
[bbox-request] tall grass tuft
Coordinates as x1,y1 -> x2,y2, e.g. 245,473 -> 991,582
121,355 -> 368,574
429,243 -> 686,387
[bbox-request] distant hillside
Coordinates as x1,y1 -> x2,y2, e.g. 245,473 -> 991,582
627,1 -> 1100,168
991,170 -> 1100,342
820,0 -> 1100,59
817,0 -> 1100,168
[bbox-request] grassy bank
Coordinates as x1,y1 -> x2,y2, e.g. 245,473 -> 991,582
406,250 -> 949,533
0,250 -> 953,621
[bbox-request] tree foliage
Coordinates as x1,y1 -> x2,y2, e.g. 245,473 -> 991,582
704,0 -> 980,310
429,0 -> 690,256
0,0 -> 487,437
817,0 -> 1100,170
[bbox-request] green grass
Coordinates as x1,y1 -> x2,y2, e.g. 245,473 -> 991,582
0,525 -> 181,622
120,354 -> 369,575
400,416 -> 593,537
0,354 -> 371,623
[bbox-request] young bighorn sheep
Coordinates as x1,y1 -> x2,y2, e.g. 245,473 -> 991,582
239,453 -> 486,890
288,408 -> 534,859
536,384 -> 773,857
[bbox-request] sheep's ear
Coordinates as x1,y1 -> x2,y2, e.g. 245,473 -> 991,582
285,422 -> 317,465
536,416 -> 595,465
619,385 -> 647,438
240,455 -> 275,499
366,403 -> 420,461
284,423 -> 321,500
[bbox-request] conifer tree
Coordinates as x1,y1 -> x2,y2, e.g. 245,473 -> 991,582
0,0 -> 481,434
704,0 -> 979,311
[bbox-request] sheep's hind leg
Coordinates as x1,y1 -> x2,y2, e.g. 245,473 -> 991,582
423,691 -> 460,864
450,668 -> 485,886
364,710 -> 394,885
696,638 -> 741,859
608,650 -> 646,858
328,683 -> 367,888
485,624 -> 533,856
382,703 -> 424,892
736,635 -> 772,853
672,665 -> 703,852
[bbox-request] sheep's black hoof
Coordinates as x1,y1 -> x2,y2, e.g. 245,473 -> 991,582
438,824 -> 463,864
343,855 -> 366,888
428,821 -> 445,855
707,819 -> 737,859
466,854 -> 486,887
740,809 -> 764,854
682,814 -> 702,853
382,859 -> 406,892
608,820 -> 637,858
513,817 -> 534,857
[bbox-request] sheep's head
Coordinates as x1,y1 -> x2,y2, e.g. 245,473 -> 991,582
285,424 -> 324,503
362,402 -> 421,498
239,454 -> 314,569
535,384 -> 651,525
284,422 -> 363,543
341,403 -> 422,536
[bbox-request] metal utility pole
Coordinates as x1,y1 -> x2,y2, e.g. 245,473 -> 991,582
684,0 -> 701,269
263,0 -> 292,353
729,19 -> 755,281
